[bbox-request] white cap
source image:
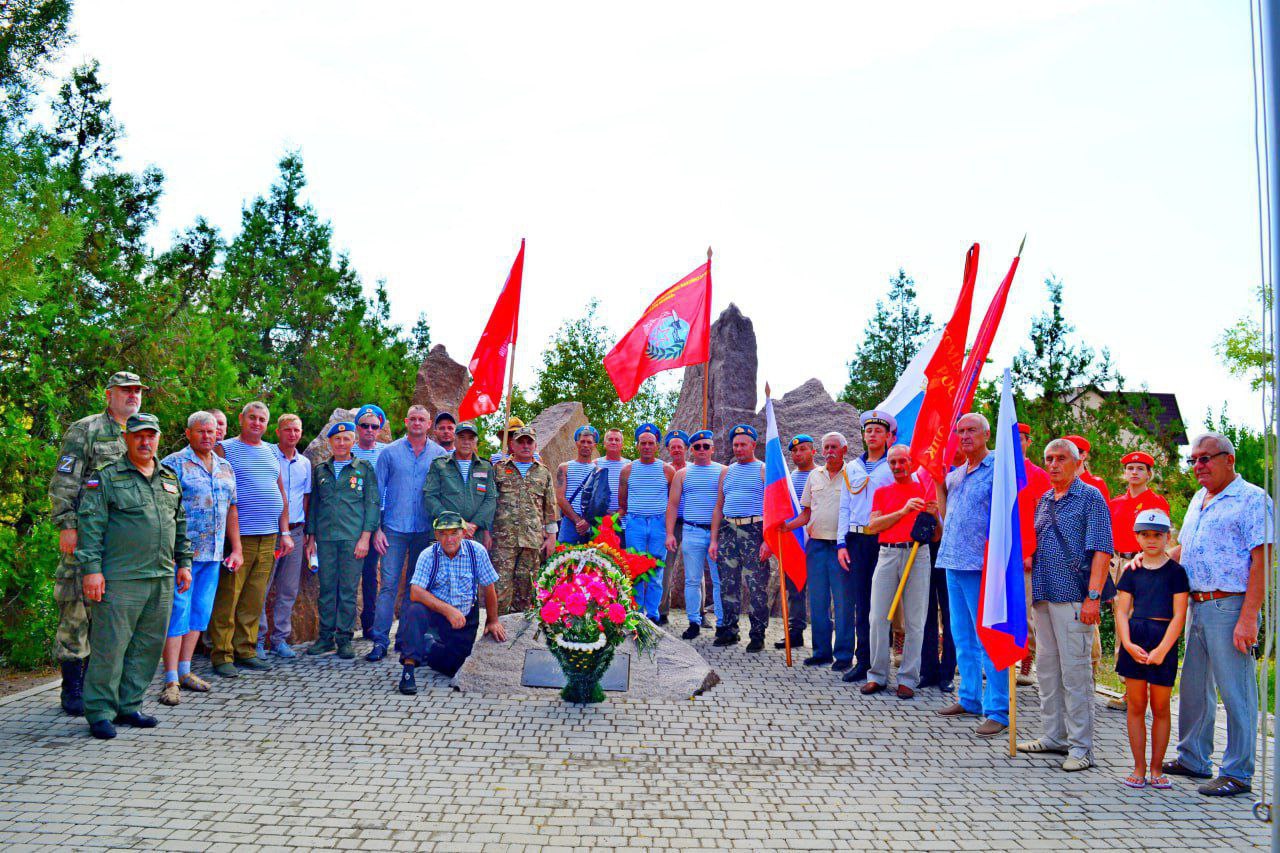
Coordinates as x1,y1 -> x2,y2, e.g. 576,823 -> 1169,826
1133,509 -> 1172,533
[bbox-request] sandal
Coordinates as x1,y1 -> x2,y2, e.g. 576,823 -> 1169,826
1149,775 -> 1172,789
1123,774 -> 1146,789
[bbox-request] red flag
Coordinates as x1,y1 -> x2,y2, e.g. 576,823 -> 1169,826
940,246 -> 1024,464
603,260 -> 712,403
458,240 -> 525,420
909,243 -> 978,483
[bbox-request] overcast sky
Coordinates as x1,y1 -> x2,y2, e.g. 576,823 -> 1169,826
53,1 -> 1269,433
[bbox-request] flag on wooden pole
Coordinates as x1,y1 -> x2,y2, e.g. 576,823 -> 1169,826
458,240 -> 525,420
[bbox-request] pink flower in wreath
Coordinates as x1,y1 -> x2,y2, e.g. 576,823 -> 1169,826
540,601 -> 563,624
606,602 -> 627,624
537,588 -> 551,602
564,590 -> 589,617
553,582 -> 574,602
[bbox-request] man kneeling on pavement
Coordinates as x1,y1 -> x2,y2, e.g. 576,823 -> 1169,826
397,512 -> 507,695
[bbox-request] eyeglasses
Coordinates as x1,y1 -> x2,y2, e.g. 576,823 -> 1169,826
1186,451 -> 1228,466
692,443 -> 712,450
357,423 -> 380,430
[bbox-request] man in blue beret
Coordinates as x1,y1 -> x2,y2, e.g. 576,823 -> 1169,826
666,429 -> 724,638
352,404 -> 389,638
658,430 -> 690,625
555,425 -> 600,545
709,424 -> 773,651
620,423 -> 675,621
768,434 -> 816,650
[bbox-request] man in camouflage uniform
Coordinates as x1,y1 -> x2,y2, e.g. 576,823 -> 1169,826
76,413 -> 193,740
49,370 -> 146,716
709,424 -> 771,651
490,426 -> 556,613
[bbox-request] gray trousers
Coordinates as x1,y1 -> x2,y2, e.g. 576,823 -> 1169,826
1032,600 -> 1095,760
260,521 -> 306,645
869,544 -> 931,689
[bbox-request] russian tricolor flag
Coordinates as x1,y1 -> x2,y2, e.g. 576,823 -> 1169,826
876,329 -> 942,446
763,395 -> 807,590
976,369 -> 1029,671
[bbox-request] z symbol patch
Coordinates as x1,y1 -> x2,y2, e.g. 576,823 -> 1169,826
56,456 -> 76,474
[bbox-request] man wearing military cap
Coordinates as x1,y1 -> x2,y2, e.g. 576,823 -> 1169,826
556,425 -> 600,546
433,411 -> 457,453
490,416 -> 527,464
658,429 -> 690,625
422,420 -> 497,550
49,370 -> 147,716
1063,434 -> 1111,501
305,421 -> 381,660
395,511 -> 507,695
491,425 -> 557,613
75,413 -> 193,739
769,434 -> 816,650
619,423 -> 675,621
709,424 -> 771,650
667,429 -> 724,638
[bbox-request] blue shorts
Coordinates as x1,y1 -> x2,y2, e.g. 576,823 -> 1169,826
168,560 -> 221,637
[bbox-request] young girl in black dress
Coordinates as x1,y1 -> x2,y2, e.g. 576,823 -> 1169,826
1114,509 -> 1190,789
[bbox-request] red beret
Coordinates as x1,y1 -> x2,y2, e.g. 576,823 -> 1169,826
1063,434 -> 1091,454
1121,451 -> 1156,468
1017,423 -> 1031,436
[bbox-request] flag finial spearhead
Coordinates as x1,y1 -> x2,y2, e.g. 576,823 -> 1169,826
765,381 -> 771,398
1018,233 -> 1027,257
707,246 -> 713,261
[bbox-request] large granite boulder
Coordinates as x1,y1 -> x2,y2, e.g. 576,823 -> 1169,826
528,401 -> 589,474
669,303 -> 758,464
751,378 -> 865,460
452,614 -> 719,700
410,344 -> 469,422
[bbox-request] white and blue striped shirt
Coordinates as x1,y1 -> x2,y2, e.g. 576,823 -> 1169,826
221,437 -> 283,536
626,460 -> 668,516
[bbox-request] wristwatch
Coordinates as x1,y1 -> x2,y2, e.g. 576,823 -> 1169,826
1087,589 -> 1101,601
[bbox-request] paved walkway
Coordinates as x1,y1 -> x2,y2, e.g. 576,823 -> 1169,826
0,614 -> 1270,851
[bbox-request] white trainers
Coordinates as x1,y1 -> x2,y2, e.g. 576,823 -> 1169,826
1062,756 -> 1093,772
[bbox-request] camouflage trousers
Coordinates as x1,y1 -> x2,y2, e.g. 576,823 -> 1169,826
717,521 -> 771,641
492,542 -> 541,615
54,556 -> 90,662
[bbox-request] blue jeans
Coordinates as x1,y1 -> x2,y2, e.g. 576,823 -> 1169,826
626,513 -> 667,619
360,549 -> 380,634
946,568 -> 1009,724
1177,595 -> 1259,783
369,530 -> 433,649
558,517 -> 590,545
681,524 -> 722,625
806,539 -> 853,662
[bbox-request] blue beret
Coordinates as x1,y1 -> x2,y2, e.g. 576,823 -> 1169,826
635,423 -> 660,441
327,421 -> 357,438
664,429 -> 690,447
788,434 -> 815,451
574,425 -> 599,442
690,429 -> 714,444
355,404 -> 386,427
730,424 -> 758,442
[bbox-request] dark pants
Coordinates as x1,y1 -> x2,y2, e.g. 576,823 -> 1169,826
918,543 -> 956,686
359,548 -> 380,634
846,532 -> 879,672
398,600 -> 479,677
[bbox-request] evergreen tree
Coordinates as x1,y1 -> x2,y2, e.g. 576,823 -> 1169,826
839,269 -> 934,411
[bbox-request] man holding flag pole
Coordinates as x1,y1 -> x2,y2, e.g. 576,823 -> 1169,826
761,388 -> 806,665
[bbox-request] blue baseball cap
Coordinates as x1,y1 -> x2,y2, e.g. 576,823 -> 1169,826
327,421 -> 357,438
664,429 -> 690,448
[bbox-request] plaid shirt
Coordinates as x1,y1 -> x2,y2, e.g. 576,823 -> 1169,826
1031,478 -> 1114,603
410,539 -> 498,615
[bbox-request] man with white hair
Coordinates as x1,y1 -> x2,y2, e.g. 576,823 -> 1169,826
1016,437 -> 1113,771
786,432 -> 850,667
934,413 -> 1009,738
1161,432 -> 1273,797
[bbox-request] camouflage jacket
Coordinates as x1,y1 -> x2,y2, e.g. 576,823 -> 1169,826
50,412 -> 127,531
492,459 -> 557,549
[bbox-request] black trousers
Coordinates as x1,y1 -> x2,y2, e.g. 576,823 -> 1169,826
845,532 -> 880,672
398,600 -> 479,677
917,542 -> 956,686
359,549 -> 379,633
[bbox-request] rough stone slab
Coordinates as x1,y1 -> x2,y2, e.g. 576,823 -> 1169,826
527,401 -> 588,475
409,344 -> 468,422
451,614 -> 719,700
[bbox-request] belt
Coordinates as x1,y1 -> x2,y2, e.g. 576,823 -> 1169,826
881,542 -> 913,550
847,525 -> 868,535
1191,590 -> 1244,603
683,520 -> 711,530
810,537 -> 837,544
726,516 -> 763,526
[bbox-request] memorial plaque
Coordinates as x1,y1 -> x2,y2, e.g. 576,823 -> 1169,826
520,648 -> 631,692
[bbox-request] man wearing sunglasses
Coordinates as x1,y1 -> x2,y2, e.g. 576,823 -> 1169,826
1159,433 -> 1273,797
352,404 -> 390,639
666,430 -> 723,639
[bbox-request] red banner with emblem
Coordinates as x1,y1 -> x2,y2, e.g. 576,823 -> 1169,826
603,260 -> 712,402
458,240 -> 525,420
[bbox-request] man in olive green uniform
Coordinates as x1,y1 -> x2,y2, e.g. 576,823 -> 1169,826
490,426 -> 557,614
305,421 -> 381,659
423,421 -> 498,548
75,414 -> 193,740
49,370 -> 146,715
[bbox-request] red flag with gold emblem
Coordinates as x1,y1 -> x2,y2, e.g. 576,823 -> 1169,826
603,260 -> 712,402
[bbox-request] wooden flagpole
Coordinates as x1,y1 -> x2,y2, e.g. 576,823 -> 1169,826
766,381 -> 793,667
702,246 -> 712,429
1008,666 -> 1018,757
886,542 -> 921,623
500,339 -> 517,455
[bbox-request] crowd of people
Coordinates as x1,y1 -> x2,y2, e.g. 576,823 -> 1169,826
50,371 -> 1273,800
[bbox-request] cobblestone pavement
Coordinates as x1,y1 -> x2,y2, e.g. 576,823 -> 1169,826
0,614 -> 1270,851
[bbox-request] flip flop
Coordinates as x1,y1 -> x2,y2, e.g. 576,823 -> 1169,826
1149,775 -> 1172,789
1123,774 -> 1147,789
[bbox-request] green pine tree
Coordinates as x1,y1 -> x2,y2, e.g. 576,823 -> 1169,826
839,269 -> 934,411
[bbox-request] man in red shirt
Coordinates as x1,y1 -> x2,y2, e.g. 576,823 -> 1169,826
1017,424 -> 1053,685
862,445 -> 940,699
1103,450 -> 1171,710
1063,434 -> 1111,501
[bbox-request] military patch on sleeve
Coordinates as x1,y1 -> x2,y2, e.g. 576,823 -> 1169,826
56,456 -> 76,474
85,476 -> 100,489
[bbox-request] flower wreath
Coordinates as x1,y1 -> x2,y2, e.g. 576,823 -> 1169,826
527,541 -> 659,654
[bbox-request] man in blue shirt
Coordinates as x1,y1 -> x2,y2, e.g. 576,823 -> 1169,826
396,512 -> 507,695
933,413 -> 1008,738
367,405 -> 447,661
